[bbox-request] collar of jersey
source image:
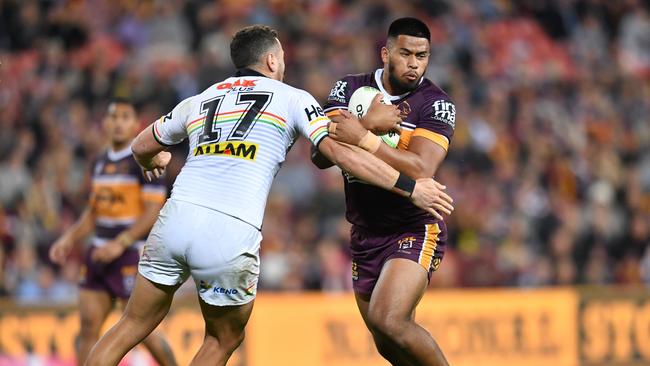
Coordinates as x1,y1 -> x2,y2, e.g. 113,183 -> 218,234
107,146 -> 132,161
235,68 -> 268,78
374,69 -> 422,102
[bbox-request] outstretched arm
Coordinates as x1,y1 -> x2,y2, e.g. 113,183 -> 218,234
317,137 -> 453,219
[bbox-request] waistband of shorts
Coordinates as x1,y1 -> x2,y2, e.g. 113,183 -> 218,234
351,221 -> 443,236
168,198 -> 262,232
92,236 -> 145,250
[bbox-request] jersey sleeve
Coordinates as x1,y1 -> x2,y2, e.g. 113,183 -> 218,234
323,75 -> 354,117
292,90 -> 330,146
152,97 -> 194,146
414,97 -> 456,152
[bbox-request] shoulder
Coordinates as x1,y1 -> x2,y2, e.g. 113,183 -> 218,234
328,72 -> 374,103
417,79 -> 452,103
415,79 -> 456,129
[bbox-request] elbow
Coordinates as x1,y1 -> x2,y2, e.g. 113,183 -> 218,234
310,145 -> 335,169
408,161 -> 435,179
131,141 -> 144,159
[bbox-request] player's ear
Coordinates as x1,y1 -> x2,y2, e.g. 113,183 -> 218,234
381,46 -> 389,64
266,52 -> 278,74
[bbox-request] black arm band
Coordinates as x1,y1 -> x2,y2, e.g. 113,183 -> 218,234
394,173 -> 416,197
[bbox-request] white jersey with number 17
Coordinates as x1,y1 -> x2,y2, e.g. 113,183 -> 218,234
152,72 -> 330,229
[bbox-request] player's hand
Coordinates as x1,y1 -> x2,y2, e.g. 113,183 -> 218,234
49,236 -> 74,265
141,151 -> 171,182
91,240 -> 126,263
329,109 -> 369,145
410,178 -> 454,220
360,94 -> 402,134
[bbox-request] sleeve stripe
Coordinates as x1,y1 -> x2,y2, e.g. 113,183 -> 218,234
311,130 -> 329,145
412,128 -> 449,151
309,125 -> 328,139
152,123 -> 173,147
324,106 -> 345,113
309,116 -> 330,125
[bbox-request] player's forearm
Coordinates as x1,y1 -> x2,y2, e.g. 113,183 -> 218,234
132,124 -> 167,169
65,207 -> 96,243
321,139 -> 413,197
118,202 -> 162,247
373,144 -> 434,179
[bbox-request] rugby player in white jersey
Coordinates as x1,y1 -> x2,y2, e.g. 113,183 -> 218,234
85,25 -> 453,366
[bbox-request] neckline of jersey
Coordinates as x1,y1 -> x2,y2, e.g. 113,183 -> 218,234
235,68 -> 268,78
107,145 -> 132,161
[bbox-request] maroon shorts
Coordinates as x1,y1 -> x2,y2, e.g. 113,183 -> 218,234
79,246 -> 140,299
350,222 -> 447,296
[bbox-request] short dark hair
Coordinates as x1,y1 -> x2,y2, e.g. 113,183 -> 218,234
387,17 -> 431,43
230,25 -> 279,69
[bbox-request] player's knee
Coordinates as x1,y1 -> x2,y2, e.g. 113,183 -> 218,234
367,311 -> 406,345
371,334 -> 395,359
205,328 -> 246,354
79,313 -> 103,337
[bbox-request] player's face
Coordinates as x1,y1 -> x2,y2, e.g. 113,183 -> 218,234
383,35 -> 430,94
104,103 -> 138,147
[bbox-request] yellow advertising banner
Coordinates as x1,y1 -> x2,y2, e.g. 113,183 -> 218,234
248,289 -> 578,366
579,288 -> 650,366
11,287 -> 650,366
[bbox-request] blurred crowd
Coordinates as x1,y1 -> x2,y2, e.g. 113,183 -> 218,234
1,0 -> 649,304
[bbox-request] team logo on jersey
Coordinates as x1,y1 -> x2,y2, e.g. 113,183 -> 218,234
432,100 -> 456,129
328,81 -> 348,103
398,236 -> 416,251
194,141 -> 258,160
398,101 -> 411,119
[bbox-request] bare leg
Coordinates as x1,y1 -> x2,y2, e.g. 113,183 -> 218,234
189,298 -> 254,366
77,289 -> 113,366
84,274 -> 178,366
115,298 -> 178,366
141,330 -> 178,366
366,258 -> 449,366
355,291 -> 415,366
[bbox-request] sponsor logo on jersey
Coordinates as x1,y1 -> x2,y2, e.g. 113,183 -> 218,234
432,100 -> 456,129
328,81 -> 348,103
304,104 -> 325,121
194,141 -> 258,160
216,79 -> 257,92
213,286 -> 239,295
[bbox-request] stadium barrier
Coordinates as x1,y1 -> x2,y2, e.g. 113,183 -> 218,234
1,287 -> 649,366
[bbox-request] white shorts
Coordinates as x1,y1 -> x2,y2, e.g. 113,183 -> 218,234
139,199 -> 261,306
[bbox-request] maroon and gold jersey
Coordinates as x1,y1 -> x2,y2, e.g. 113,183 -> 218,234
323,69 -> 456,232
89,147 -> 167,246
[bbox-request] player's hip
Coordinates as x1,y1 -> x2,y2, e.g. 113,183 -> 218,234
349,221 -> 447,263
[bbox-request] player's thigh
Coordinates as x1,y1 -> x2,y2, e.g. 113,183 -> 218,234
187,211 -> 261,307
369,258 -> 428,321
122,273 -> 179,326
139,199 -> 193,287
78,289 -> 113,332
198,296 -> 255,342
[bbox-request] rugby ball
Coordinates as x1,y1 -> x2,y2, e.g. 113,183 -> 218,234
347,86 -> 400,148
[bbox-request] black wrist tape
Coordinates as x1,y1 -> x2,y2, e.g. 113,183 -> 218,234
394,173 -> 416,197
